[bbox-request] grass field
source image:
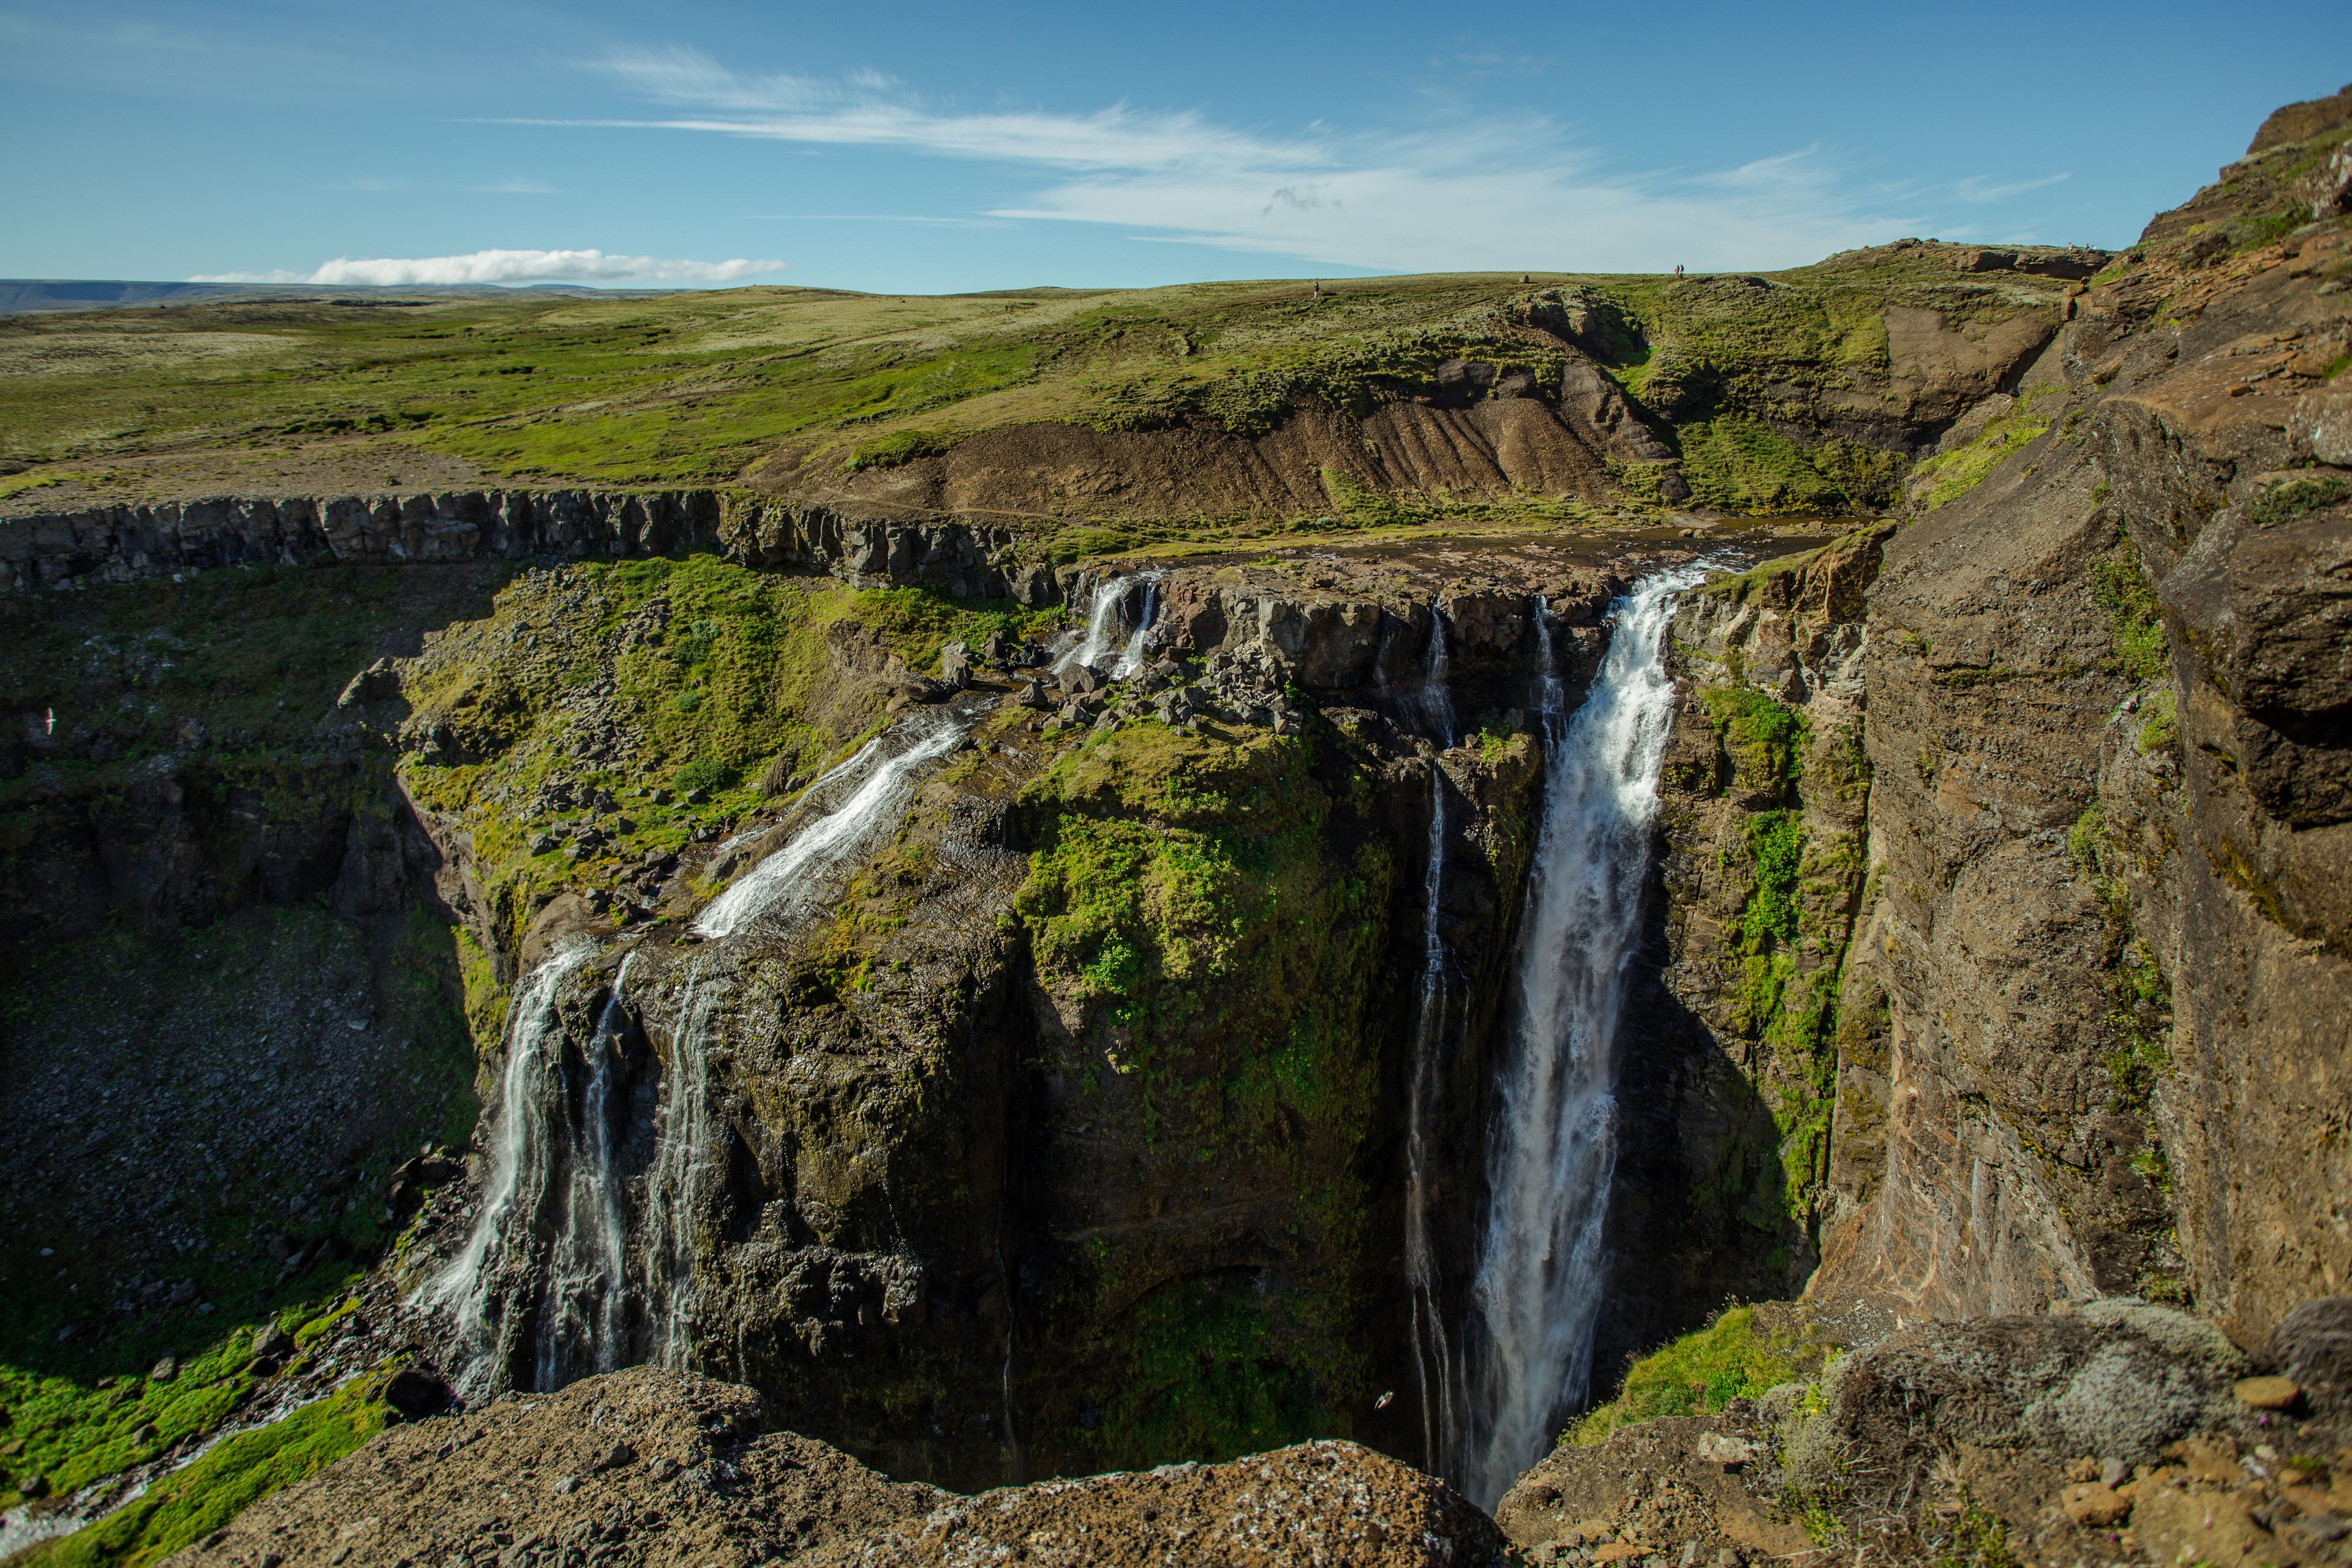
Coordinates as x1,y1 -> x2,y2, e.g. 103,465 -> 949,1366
0,250 -> 2074,519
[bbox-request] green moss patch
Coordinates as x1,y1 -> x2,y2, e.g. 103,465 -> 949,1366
1678,418 -> 1903,515
1908,388 -> 2058,513
1701,687 -> 1809,797
399,559 -> 1047,958
2250,472 -> 2350,524
1014,720 -> 1397,1469
2087,550 -> 2168,683
1565,1306 -> 1809,1446
22,1375 -> 387,1568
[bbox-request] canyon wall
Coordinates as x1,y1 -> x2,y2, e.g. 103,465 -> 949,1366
0,521 -> 1644,1501
0,490 -> 1062,605
1618,84 -> 2352,1351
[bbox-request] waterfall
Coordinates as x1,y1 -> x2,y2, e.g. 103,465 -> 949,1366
1052,573 -> 1132,675
1401,608 -> 1458,1471
533,950 -> 638,1389
424,702 -> 990,1393
692,712 -> 971,940
642,962 -> 716,1366
1458,565 -> 1706,1506
1112,574 -> 1163,679
423,938 -> 598,1392
1052,570 -> 1164,679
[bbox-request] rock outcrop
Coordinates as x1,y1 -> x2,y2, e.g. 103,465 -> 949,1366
170,1365 -> 1511,1567
1602,83 -> 2352,1362
1494,1297 -> 2351,1568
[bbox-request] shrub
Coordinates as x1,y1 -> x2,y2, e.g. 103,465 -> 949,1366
673,755 -> 735,794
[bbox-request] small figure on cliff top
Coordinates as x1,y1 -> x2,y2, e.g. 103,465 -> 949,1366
1674,263 -> 1685,277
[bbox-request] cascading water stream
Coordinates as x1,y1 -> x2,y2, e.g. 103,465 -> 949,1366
423,703 -> 989,1393
1401,609 -> 1459,1471
641,962 -> 715,1366
1052,573 -> 1132,675
423,938 -> 598,1392
1458,565 -> 1707,1507
1112,574 -> 1163,679
692,710 -> 972,940
1052,570 -> 1164,679
533,949 -> 637,1389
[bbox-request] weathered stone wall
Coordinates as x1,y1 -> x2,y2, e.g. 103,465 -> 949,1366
0,490 -> 1065,606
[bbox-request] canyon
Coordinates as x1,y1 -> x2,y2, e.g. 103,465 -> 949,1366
0,79 -> 2348,1568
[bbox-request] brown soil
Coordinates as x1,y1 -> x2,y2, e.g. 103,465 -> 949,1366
756,397 -> 1638,522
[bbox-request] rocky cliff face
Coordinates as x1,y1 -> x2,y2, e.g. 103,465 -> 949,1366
0,507 -> 1700,1536
0,490 -> 1061,605
373,538 -> 1648,1491
12,83 -> 2352,1568
1611,83 -> 2352,1355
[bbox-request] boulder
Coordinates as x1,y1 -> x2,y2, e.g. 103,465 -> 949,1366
2265,1297 -> 2352,1412
381,1366 -> 451,1421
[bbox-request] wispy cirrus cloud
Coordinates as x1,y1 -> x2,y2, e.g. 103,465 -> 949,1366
1953,171 -> 2071,203
580,45 -> 1321,174
190,247 -> 783,285
554,46 -> 1921,273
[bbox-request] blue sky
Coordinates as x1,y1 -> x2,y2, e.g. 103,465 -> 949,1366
3,0 -> 2347,293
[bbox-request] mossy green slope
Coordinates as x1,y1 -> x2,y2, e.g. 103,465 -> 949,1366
1012,717 -> 1397,1472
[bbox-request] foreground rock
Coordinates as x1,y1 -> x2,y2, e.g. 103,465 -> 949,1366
1500,1297 -> 2352,1567
171,1366 -> 1508,1567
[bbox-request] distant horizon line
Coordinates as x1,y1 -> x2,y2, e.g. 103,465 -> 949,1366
0,237 -> 2115,312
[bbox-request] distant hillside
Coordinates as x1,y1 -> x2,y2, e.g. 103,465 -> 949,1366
0,279 -> 671,316
0,243 -> 2101,527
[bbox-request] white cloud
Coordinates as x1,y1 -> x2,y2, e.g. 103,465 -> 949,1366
189,248 -> 785,285
584,45 -> 1319,173
561,47 -> 1921,273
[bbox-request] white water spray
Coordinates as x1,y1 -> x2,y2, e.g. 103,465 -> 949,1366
1459,565 -> 1706,1506
424,938 -> 598,1391
641,962 -> 715,1365
693,714 -> 970,940
533,950 -> 638,1388
1052,571 -> 1164,679
1112,575 -> 1163,679
1052,573 -> 1131,675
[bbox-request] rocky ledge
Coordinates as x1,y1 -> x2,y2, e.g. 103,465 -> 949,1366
0,491 -> 1060,605
173,1365 -> 1509,1568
